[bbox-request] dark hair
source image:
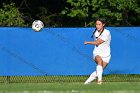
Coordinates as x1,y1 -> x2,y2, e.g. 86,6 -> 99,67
91,18 -> 106,38
96,18 -> 106,24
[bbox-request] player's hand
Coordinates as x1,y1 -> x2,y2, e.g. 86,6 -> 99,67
84,41 -> 88,45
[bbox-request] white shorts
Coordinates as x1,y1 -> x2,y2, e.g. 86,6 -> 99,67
93,54 -> 111,63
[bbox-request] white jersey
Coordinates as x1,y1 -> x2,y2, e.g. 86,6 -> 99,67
93,29 -> 111,57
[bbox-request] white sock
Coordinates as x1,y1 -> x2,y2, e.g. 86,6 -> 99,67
84,71 -> 97,84
96,65 -> 103,81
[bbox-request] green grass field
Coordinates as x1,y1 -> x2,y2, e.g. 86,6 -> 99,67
0,82 -> 140,93
0,75 -> 140,93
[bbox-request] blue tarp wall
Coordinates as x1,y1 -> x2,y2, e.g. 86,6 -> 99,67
0,27 -> 140,76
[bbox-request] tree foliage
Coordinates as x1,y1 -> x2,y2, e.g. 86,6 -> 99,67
0,0 -> 140,27
61,0 -> 140,26
0,3 -> 26,26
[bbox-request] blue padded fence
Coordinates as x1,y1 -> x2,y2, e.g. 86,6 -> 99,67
0,27 -> 140,76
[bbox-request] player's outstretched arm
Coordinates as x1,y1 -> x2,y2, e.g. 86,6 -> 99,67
84,38 -> 104,46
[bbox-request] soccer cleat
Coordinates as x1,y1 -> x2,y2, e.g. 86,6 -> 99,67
84,81 -> 91,85
84,80 -> 94,85
97,80 -> 102,85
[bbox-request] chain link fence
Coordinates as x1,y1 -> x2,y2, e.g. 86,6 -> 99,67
1,74 -> 140,83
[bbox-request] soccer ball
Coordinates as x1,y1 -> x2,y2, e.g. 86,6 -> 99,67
32,20 -> 44,32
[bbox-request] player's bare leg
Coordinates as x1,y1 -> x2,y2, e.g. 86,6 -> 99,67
84,56 -> 108,85
103,61 -> 108,69
95,55 -> 108,85
95,55 -> 104,85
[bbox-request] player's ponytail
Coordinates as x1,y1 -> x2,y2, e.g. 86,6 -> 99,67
91,28 -> 97,38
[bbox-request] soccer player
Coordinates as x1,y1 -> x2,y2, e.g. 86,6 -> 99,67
84,18 -> 111,85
